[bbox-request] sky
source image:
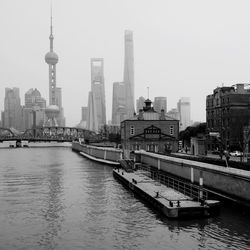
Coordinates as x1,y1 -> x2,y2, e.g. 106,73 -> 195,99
1,0 -> 250,127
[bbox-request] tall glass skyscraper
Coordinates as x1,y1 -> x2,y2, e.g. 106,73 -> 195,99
123,30 -> 135,119
87,58 -> 106,131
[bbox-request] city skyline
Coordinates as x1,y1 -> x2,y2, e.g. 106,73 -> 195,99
2,0 -> 250,126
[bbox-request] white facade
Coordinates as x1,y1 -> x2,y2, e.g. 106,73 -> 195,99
177,97 -> 191,131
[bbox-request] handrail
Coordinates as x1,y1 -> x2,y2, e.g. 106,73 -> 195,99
137,165 -> 208,201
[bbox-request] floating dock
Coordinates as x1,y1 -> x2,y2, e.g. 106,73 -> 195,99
113,168 -> 220,218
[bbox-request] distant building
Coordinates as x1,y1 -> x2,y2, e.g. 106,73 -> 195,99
123,30 -> 135,120
136,96 -> 145,113
177,97 -> 191,131
166,108 -> 180,121
154,97 -> 167,114
206,84 -> 250,151
87,58 -> 106,131
112,82 -> 126,125
3,87 -> 23,131
121,99 -> 179,155
77,106 -> 88,128
55,87 -> 65,126
23,88 -> 46,129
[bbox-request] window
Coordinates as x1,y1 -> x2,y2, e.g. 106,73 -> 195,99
130,125 -> 135,135
170,125 -> 174,135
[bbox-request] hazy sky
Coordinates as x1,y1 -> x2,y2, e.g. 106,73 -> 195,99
1,0 -> 250,126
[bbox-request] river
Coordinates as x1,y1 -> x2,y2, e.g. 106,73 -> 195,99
0,146 -> 249,250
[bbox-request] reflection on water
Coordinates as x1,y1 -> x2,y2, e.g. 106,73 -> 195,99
0,147 -> 250,250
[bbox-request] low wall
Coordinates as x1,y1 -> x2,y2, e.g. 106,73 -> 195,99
72,142 -> 123,162
135,151 -> 250,203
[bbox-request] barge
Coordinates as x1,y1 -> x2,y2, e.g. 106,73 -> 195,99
113,166 -> 220,219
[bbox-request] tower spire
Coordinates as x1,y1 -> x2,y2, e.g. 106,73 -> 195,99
49,0 -> 54,52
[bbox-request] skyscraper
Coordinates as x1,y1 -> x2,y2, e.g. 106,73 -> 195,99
3,88 -> 23,130
177,97 -> 191,131
87,58 -> 106,131
123,30 -> 135,119
87,91 -> 98,132
44,9 -> 65,126
112,82 -> 126,125
23,88 -> 46,130
136,96 -> 145,113
154,97 -> 167,114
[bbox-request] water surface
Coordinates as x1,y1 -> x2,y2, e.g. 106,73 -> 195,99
0,147 -> 249,250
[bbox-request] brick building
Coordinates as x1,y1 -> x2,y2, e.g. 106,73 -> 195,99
206,84 -> 250,151
121,99 -> 179,153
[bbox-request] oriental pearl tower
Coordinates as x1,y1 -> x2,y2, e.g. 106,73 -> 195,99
44,10 -> 60,126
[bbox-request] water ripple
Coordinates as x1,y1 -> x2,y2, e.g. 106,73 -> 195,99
0,148 -> 250,250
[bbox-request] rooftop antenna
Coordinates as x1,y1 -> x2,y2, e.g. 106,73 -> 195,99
147,87 -> 149,99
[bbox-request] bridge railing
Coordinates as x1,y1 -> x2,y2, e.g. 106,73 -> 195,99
137,164 -> 208,201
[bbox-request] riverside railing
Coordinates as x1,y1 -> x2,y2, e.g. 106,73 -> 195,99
137,164 -> 208,201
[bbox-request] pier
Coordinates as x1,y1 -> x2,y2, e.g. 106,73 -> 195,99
113,164 -> 220,218
134,151 -> 250,205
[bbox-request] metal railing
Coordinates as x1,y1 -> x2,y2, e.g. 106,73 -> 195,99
137,164 -> 208,201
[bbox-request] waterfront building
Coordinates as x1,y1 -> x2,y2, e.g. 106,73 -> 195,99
2,87 -> 23,131
121,99 -> 179,155
206,84 -> 250,151
44,10 -> 65,126
154,96 -> 167,114
23,88 -> 46,130
112,82 -> 126,125
123,30 -> 135,120
87,58 -> 106,131
136,96 -> 145,113
177,97 -> 191,131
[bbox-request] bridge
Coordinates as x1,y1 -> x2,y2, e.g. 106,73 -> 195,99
0,127 -> 99,143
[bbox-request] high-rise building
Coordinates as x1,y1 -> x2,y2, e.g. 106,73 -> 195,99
136,96 -> 145,113
23,88 -> 46,129
44,9 -> 65,126
3,88 -> 23,131
87,58 -> 106,131
123,30 -> 135,119
177,97 -> 191,131
154,97 -> 167,114
77,106 -> 88,128
206,84 -> 250,151
166,108 -> 180,121
55,87 -> 65,126
87,91 -> 98,132
112,82 -> 126,125
25,88 -> 46,109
